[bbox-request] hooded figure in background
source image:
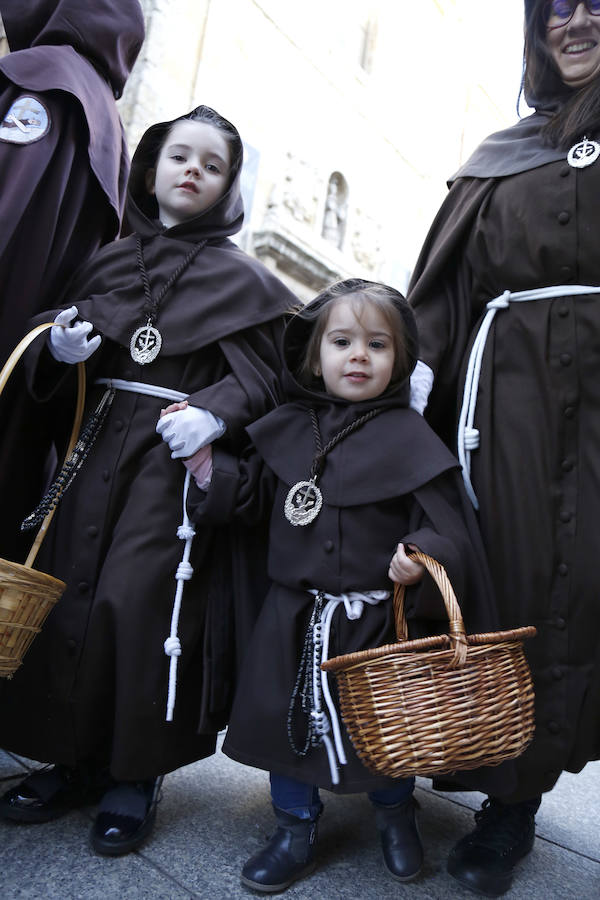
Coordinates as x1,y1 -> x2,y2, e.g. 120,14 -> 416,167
0,0 -> 145,561
0,105 -> 296,856
408,1 -> 600,895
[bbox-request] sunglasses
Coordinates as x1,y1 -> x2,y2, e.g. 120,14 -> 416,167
545,0 -> 600,29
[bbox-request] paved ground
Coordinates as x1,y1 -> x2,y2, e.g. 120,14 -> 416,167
1,737 -> 598,899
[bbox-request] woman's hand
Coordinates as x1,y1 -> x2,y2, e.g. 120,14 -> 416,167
388,543 -> 424,585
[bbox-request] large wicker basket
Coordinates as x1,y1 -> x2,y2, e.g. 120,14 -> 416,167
321,550 -> 536,778
0,324 -> 84,677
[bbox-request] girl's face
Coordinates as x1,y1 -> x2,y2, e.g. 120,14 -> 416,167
316,298 -> 395,402
145,119 -> 231,227
546,1 -> 600,89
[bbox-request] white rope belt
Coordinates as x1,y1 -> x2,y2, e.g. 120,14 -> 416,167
95,377 -> 189,404
458,284 -> 600,509
95,377 -> 193,721
308,588 -> 389,784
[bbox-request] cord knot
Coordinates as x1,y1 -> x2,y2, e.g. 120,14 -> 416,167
164,636 -> 181,657
464,427 -> 480,450
177,524 -> 196,541
176,561 -> 193,581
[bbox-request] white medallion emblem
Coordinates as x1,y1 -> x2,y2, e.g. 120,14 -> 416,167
130,323 -> 162,364
284,478 -> 323,526
567,137 -> 600,169
0,96 -> 50,144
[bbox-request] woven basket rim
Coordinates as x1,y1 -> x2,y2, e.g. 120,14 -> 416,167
321,625 -> 537,672
0,556 -> 66,589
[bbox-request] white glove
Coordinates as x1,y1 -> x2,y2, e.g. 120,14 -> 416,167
409,360 -> 434,415
156,405 -> 226,459
48,305 -> 101,364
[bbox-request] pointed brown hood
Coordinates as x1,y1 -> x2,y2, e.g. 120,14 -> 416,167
0,0 -> 144,97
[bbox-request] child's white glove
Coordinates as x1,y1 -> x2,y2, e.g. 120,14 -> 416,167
48,305 -> 101,364
409,360 -> 434,415
156,405 -> 226,459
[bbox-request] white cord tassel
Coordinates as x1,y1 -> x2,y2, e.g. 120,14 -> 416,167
309,589 -> 388,784
164,470 -> 196,721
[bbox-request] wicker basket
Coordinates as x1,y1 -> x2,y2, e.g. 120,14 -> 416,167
321,550 -> 537,779
0,324 -> 84,677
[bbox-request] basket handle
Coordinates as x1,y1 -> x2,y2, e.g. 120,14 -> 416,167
394,549 -> 468,667
0,323 -> 86,570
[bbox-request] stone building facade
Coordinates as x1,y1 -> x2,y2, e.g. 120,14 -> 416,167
119,0 -> 523,299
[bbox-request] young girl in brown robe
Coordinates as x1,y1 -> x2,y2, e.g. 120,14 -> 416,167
0,105 -> 296,855
178,278 -> 500,892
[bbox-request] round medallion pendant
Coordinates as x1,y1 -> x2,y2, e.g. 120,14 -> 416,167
284,479 -> 323,526
567,138 -> 600,169
130,323 -> 162,364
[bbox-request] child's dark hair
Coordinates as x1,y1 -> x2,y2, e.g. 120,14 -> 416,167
297,279 -> 416,389
145,105 -> 242,180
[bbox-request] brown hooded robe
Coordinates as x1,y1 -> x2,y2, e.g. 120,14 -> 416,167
0,107 -> 297,780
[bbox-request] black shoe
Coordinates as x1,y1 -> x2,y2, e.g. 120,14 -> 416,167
447,797 -> 538,897
374,796 -> 423,882
90,777 -> 162,856
241,805 -> 320,893
0,763 -> 110,824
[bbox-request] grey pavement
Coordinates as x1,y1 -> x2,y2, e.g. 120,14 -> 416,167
1,736 -> 598,899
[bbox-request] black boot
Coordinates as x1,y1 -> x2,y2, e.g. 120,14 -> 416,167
374,796 -> 423,882
447,797 -> 539,897
90,777 -> 163,856
241,805 -> 320,893
0,763 -> 111,824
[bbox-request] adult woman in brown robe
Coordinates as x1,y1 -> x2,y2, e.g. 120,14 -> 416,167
0,105 -> 296,855
408,2 -> 600,895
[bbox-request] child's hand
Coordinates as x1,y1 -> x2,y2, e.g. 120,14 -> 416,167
160,400 -> 188,417
388,543 -> 424,585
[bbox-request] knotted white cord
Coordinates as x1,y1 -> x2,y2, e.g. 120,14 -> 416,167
308,588 -> 389,784
164,470 -> 196,721
458,284 -> 600,508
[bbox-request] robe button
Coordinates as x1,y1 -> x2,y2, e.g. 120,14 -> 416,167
559,510 -> 572,523
102,469 -> 110,482
563,406 -> 575,419
555,617 -> 566,630
114,420 -> 124,432
78,581 -> 89,593
558,269 -> 572,282
559,167 -> 570,178
561,459 -> 574,472
87,525 -> 98,538
557,563 -> 568,576
557,211 -> 570,224
67,639 -> 77,651
559,353 -> 572,366
551,666 -> 563,680
557,301 -> 570,315
547,720 -> 561,734
324,540 -> 334,553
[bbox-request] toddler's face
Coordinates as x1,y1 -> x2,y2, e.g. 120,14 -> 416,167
316,298 -> 395,402
146,119 -> 231,227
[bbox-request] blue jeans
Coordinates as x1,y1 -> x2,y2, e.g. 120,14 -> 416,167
270,772 -> 415,820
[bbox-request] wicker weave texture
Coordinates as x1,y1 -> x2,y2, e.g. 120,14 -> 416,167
0,559 -> 64,677
0,325 -> 83,678
335,641 -> 535,778
322,550 -> 536,778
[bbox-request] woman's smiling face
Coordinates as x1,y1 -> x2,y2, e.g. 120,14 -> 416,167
547,2 -> 600,89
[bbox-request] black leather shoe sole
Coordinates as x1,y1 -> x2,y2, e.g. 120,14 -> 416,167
447,852 -> 519,897
0,769 -> 107,824
90,802 -> 158,856
241,860 -> 316,893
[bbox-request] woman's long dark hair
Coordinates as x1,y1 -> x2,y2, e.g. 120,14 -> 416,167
524,0 -> 600,148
